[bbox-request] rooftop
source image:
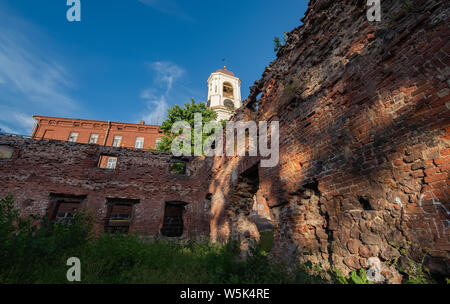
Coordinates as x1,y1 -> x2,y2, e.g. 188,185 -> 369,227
215,66 -> 235,77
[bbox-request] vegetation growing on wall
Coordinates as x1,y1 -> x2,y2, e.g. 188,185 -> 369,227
0,196 -> 445,284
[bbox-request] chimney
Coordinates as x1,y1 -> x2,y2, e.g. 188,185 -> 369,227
140,120 -> 145,125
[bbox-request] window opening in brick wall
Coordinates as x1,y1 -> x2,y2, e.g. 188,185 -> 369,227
98,155 -> 118,170
160,202 -> 187,237
0,145 -> 15,159
112,135 -> 122,147
169,160 -> 187,175
47,193 -> 86,224
68,132 -> 78,142
104,198 -> 139,234
89,133 -> 99,144
135,137 -> 144,149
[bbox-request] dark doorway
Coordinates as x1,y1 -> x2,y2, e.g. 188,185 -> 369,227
160,202 -> 187,237
228,163 -> 259,217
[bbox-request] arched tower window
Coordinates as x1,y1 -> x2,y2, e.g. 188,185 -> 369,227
223,82 -> 234,99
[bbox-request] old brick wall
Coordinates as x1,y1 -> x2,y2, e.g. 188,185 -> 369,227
0,134 -> 211,238
210,0 -> 449,281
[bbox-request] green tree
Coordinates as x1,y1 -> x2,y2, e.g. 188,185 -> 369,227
154,98 -> 220,153
273,32 -> 288,53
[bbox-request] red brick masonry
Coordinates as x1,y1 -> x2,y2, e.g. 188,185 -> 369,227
0,135 -> 211,238
32,116 -> 163,150
207,0 -> 449,281
0,0 -> 448,282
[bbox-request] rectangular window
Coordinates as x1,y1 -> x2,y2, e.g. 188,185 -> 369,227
98,155 -> 118,170
55,202 -> 80,225
169,160 -> 187,175
106,157 -> 117,169
135,137 -> 144,149
47,193 -> 86,225
104,198 -> 139,234
106,204 -> 132,234
89,134 -> 99,144
112,135 -> 122,147
0,145 -> 15,159
68,132 -> 78,143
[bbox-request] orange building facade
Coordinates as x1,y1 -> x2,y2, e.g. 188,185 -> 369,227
31,115 -> 163,150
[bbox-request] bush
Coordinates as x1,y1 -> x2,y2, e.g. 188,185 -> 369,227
0,195 -> 94,283
0,196 -> 328,284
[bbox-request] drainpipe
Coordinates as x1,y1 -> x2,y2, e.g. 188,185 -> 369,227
30,117 -> 38,139
103,121 -> 111,146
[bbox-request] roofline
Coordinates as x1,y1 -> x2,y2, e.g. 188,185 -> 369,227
32,115 -> 161,128
207,71 -> 241,84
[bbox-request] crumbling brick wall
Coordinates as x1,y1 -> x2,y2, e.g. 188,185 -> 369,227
210,0 -> 449,281
0,0 -> 448,283
0,134 -> 211,238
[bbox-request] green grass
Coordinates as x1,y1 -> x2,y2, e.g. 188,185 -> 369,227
3,196 -> 443,284
0,196 -> 325,284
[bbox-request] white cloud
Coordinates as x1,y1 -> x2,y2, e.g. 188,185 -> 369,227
140,93 -> 169,126
0,123 -> 19,135
0,4 -> 79,135
139,61 -> 185,125
138,0 -> 194,21
0,29 -> 76,109
147,61 -> 185,91
0,107 -> 35,135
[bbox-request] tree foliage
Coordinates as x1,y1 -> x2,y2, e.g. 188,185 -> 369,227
154,98 -> 219,153
273,32 -> 288,53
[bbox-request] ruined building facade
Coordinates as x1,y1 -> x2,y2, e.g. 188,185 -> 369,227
0,0 -> 449,282
208,0 -> 449,280
0,135 -> 212,237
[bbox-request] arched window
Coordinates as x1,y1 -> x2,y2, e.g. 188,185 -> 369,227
224,99 -> 235,109
207,100 -> 211,107
223,82 -> 234,98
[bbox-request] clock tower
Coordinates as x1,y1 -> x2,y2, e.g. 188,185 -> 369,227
207,67 -> 242,121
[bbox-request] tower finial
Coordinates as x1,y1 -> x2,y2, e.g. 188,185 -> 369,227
223,65 -> 227,70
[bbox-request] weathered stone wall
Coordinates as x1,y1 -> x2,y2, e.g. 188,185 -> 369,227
0,134 -> 211,238
0,0 -> 448,283
210,0 -> 449,281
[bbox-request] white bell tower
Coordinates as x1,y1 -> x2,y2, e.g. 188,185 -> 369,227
207,66 -> 242,121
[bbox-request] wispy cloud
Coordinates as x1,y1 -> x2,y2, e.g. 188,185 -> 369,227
0,107 -> 35,134
140,61 -> 185,125
138,0 -> 194,21
0,4 -> 79,135
147,61 -> 185,91
140,91 -> 169,126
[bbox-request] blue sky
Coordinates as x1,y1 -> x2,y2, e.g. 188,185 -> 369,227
0,0 -> 308,134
